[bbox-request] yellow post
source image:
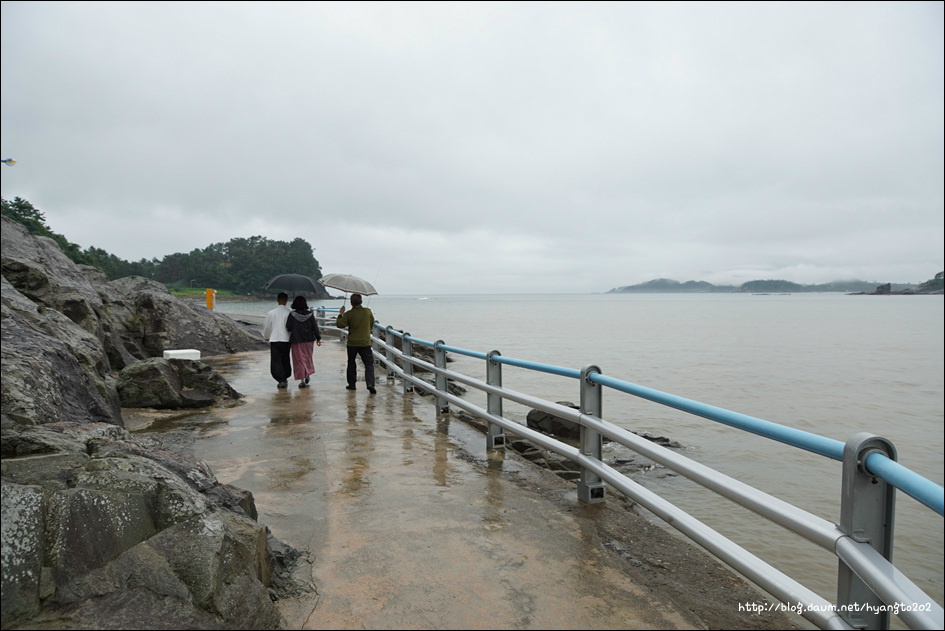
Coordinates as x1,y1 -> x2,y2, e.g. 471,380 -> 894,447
205,288 -> 216,310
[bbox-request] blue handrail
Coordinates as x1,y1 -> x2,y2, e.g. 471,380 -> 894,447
588,373 -> 943,516
387,335 -> 944,517
437,343 -> 488,361
588,372 -> 845,460
491,355 -> 582,379
404,334 -> 435,347
865,452 -> 944,516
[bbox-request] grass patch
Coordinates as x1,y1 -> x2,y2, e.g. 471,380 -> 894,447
167,286 -> 244,298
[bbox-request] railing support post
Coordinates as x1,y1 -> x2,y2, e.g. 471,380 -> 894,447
837,432 -> 897,630
578,365 -> 605,504
434,340 -> 449,414
384,326 -> 397,382
402,333 -> 414,394
370,323 -> 381,381
486,351 -> 506,449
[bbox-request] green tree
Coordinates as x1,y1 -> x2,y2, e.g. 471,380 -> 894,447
82,246 -> 158,279
2,196 -> 90,265
154,235 -> 321,294
2,196 -> 50,235
4,196 -> 322,291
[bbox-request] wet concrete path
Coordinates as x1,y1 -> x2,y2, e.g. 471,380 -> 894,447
137,339 -> 790,630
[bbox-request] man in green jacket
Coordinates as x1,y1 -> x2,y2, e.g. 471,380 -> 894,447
336,293 -> 376,394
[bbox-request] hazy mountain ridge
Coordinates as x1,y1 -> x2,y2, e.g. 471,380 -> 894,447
606,276 -> 942,294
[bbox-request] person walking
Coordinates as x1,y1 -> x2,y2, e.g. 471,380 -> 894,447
262,292 -> 292,389
286,295 -> 322,389
335,293 -> 376,394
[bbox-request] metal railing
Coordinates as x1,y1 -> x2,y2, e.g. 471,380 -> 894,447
362,322 -> 943,631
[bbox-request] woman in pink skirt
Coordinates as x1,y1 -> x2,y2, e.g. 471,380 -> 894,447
285,296 -> 322,388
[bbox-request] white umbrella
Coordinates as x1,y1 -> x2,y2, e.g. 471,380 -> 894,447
319,273 -> 378,301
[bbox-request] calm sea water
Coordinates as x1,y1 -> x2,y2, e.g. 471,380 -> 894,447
217,293 -> 944,612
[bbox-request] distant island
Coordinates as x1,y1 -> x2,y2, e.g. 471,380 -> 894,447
607,274 -> 944,295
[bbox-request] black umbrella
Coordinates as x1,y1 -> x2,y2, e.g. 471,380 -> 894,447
262,274 -> 322,293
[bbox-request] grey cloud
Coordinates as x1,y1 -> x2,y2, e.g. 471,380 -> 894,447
2,2 -> 941,294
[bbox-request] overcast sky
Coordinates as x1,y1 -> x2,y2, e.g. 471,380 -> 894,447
2,2 -> 942,294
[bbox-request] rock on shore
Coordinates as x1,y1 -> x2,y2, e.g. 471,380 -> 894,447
1,216 -> 290,629
2,422 -> 281,629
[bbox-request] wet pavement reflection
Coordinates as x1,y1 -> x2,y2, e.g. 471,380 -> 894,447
140,342 -> 705,629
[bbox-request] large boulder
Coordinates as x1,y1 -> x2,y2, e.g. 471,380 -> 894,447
1,277 -> 122,426
94,275 -> 266,365
1,422 -> 283,629
0,218 -> 106,339
525,403 -> 682,448
116,357 -> 241,409
526,401 -> 582,440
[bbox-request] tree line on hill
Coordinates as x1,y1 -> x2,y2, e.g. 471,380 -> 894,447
2,196 -> 322,295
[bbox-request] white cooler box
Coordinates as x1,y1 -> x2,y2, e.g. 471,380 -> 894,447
163,349 -> 201,360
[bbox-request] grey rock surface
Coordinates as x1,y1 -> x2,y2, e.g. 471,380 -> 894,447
116,357 -> 242,409
1,422 -> 284,630
2,278 -> 122,426
2,215 -> 266,429
1,216 -> 291,629
526,400 -> 582,440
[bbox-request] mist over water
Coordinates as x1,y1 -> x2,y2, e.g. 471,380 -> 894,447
219,292 -> 944,612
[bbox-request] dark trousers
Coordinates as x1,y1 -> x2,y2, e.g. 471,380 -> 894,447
270,342 -> 292,382
346,346 -> 375,389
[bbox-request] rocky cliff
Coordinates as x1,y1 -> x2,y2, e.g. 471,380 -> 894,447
2,215 -> 266,427
1,215 -> 290,629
